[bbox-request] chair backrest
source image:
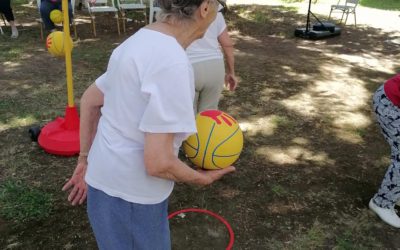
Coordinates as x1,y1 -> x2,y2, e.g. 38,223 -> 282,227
149,0 -> 161,24
117,0 -> 146,10
345,0 -> 359,7
85,0 -> 117,13
85,0 -> 116,8
94,0 -> 109,4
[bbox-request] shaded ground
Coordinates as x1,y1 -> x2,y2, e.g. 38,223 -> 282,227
1,1 -> 400,249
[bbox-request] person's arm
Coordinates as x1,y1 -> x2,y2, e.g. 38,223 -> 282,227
62,83 -> 104,205
144,133 -> 235,186
218,28 -> 238,91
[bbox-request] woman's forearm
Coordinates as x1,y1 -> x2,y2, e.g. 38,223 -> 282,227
218,29 -> 235,74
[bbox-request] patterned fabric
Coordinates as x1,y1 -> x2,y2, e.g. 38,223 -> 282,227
372,85 -> 400,208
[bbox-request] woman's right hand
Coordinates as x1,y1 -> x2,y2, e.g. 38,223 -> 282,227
198,166 -> 236,186
225,73 -> 238,91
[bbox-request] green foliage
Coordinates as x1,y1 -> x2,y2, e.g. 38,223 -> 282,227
270,184 -> 288,197
272,115 -> 295,129
0,180 -> 53,222
360,0 -> 400,10
290,222 -> 327,249
0,47 -> 23,61
12,0 -> 27,5
335,230 -> 355,250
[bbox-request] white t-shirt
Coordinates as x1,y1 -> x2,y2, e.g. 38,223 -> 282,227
85,29 -> 197,205
186,12 -> 227,64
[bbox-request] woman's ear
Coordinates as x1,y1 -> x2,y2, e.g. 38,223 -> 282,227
199,0 -> 211,18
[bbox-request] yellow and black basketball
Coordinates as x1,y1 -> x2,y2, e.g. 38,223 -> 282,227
183,110 -> 243,170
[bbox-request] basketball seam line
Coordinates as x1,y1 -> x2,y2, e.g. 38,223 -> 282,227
211,126 -> 241,169
183,133 -> 200,159
201,123 -> 215,169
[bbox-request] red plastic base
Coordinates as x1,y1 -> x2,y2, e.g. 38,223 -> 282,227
38,106 -> 80,156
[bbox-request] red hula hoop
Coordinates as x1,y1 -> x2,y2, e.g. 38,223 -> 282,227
168,208 -> 234,250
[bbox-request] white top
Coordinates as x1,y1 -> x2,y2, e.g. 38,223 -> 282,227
186,12 -> 227,64
85,29 -> 197,205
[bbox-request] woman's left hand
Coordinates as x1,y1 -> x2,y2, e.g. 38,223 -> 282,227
225,73 -> 238,91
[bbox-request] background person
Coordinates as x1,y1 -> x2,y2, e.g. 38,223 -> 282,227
62,0 -> 235,249
369,74 -> 400,228
0,0 -> 19,38
186,2 -> 237,113
40,0 -> 73,31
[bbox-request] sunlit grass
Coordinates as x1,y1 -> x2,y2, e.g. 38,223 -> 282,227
234,5 -> 297,24
271,115 -> 295,129
1,47 -> 24,61
0,115 -> 38,131
360,0 -> 400,10
256,145 -> 335,166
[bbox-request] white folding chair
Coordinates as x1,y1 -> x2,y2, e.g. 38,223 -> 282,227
328,0 -> 359,26
116,0 -> 147,33
85,0 -> 120,37
148,0 -> 160,24
36,0 -> 78,40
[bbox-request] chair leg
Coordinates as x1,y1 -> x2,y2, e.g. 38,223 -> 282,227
354,12 -> 357,27
1,14 -> 7,26
149,7 -> 154,24
91,16 -> 96,37
344,10 -> 349,24
340,11 -> 345,24
40,22 -> 44,40
73,20 -> 77,38
115,13 -> 120,35
121,12 -> 126,33
143,9 -> 147,25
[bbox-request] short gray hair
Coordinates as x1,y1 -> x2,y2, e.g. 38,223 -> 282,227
156,0 -> 207,22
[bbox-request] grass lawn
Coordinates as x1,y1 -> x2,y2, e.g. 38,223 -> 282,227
360,0 -> 400,10
1,0 -> 400,249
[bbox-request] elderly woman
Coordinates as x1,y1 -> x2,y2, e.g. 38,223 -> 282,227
186,2 -> 238,113
62,0 -> 235,249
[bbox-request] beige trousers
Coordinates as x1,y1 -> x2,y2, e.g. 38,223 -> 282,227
192,58 -> 225,114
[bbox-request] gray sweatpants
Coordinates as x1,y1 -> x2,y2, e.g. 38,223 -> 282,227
372,85 -> 400,208
192,58 -> 225,114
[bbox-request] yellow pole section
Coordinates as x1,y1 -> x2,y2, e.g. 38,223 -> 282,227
62,0 -> 74,107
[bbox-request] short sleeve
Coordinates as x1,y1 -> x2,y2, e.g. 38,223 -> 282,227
95,49 -> 121,93
216,13 -> 227,36
95,72 -> 107,93
139,64 -> 197,135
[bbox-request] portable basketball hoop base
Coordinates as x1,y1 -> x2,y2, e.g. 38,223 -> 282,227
37,0 -> 79,156
294,0 -> 341,39
38,106 -> 79,156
